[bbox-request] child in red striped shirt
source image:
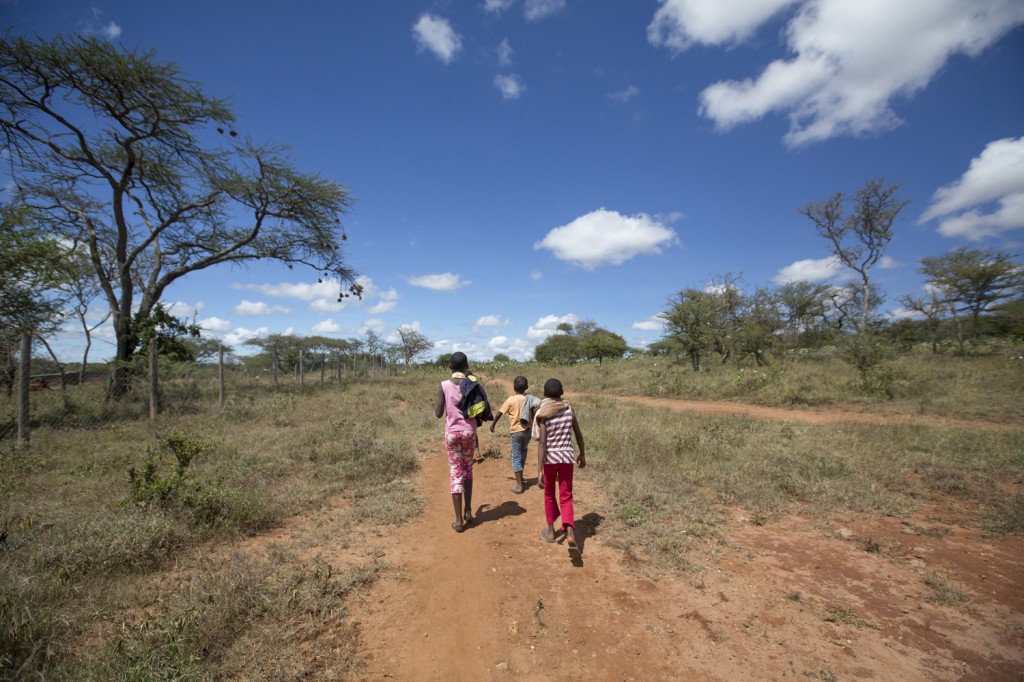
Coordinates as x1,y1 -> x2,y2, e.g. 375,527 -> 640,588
535,378 -> 586,557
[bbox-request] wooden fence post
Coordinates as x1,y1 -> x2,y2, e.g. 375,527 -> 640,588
218,345 -> 225,409
17,332 -> 30,449
149,337 -> 159,421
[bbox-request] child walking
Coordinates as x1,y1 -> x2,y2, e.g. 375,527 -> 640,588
534,378 -> 586,556
489,375 -> 540,494
434,352 -> 478,533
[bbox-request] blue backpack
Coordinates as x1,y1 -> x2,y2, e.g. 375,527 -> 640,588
457,374 -> 493,425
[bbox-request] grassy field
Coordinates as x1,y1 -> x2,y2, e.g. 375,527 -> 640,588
1,352 -> 1022,678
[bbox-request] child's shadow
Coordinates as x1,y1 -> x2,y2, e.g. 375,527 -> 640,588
471,500 -> 526,527
568,512 -> 605,567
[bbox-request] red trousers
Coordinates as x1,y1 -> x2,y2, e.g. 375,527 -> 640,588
543,462 -> 575,530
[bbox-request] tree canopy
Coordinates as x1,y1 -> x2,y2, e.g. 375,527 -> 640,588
800,179 -> 907,333
0,34 -> 359,395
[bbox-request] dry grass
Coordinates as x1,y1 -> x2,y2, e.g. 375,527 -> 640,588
1,354 -> 1021,676
0,372 -> 437,679
542,345 -> 1024,423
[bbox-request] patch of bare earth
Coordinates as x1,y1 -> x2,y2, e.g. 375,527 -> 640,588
226,387 -> 1021,680
328,437 -> 1022,681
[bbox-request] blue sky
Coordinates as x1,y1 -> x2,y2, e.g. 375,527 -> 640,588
7,0 -> 1024,362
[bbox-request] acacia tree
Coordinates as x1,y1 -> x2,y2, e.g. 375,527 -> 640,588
659,289 -> 719,371
800,179 -> 907,334
396,326 -> 432,367
920,247 -> 1024,348
0,204 -> 68,395
1,35 -> 360,397
775,280 -> 831,348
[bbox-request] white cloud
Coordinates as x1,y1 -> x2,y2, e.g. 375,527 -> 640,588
608,85 -> 640,103
361,318 -> 388,334
772,256 -> 843,284
311,319 -> 345,334
80,9 -> 122,40
524,0 -> 566,21
530,271 -> 544,281
234,300 -> 291,316
165,300 -> 203,319
632,316 -> 667,332
472,315 -> 508,332
484,0 -> 516,14
650,0 -> 1024,146
497,37 -> 514,66
534,208 -> 679,269
222,326 -> 270,347
406,273 -> 471,291
412,14 -> 463,64
921,137 -> 1024,239
494,74 -> 526,100
198,316 -> 232,334
367,287 -> 399,314
527,313 -> 579,340
648,0 -> 800,50
488,335 -> 509,348
879,255 -> 899,269
234,275 -> 388,314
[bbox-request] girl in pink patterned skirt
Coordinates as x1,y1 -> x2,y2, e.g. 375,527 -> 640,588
434,352 -> 477,532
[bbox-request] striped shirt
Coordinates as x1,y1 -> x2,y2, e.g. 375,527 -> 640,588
541,405 -> 575,465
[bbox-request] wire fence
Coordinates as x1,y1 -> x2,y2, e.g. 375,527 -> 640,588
0,333 -> 402,450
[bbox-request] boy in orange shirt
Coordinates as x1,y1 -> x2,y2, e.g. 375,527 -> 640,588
489,375 -> 539,494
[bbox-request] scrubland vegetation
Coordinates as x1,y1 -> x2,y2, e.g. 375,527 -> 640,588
2,347 -> 1022,678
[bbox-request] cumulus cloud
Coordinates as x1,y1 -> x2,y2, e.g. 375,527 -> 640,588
632,316 -> 667,332
368,288 -> 399,314
497,37 -> 514,66
361,318 -> 388,334
495,74 -> 526,100
198,317 -> 232,334
311,319 -> 345,334
484,0 -> 516,14
649,0 -> 1024,146
222,326 -> 270,347
80,9 -> 122,40
772,256 -> 843,284
534,208 -> 679,269
472,314 -> 509,332
412,14 -> 463,64
234,275 -> 389,314
524,0 -> 566,21
920,136 -> 1024,239
164,300 -> 203,319
406,273 -> 471,291
648,0 -> 800,50
527,313 -> 579,340
234,300 -> 291,316
608,85 -> 640,103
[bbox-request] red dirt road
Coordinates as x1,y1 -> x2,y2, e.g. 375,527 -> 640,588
338,392 -> 1023,680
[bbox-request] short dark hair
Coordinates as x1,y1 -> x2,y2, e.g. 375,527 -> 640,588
543,378 -> 563,399
513,376 -> 528,393
449,352 -> 469,372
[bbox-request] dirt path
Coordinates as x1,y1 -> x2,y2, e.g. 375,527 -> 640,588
314,388 -> 1023,680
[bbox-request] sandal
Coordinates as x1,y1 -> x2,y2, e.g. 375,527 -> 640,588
509,485 -> 524,494
539,528 -> 558,543
452,521 -> 465,533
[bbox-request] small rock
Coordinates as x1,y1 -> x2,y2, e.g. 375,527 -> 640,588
495,661 -> 508,671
